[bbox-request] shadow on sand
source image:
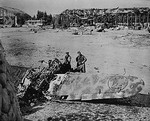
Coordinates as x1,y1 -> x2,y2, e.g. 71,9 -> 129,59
79,93 -> 150,107
59,93 -> 150,107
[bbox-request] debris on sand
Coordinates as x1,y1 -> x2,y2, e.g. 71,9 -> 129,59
94,67 -> 99,70
114,33 -> 150,47
97,28 -> 105,32
72,31 -> 79,35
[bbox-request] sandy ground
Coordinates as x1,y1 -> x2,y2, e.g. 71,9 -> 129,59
23,101 -> 150,121
0,27 -> 150,120
0,27 -> 150,94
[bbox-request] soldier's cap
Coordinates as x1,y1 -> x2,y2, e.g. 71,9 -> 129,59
77,51 -> 81,54
48,60 -> 52,62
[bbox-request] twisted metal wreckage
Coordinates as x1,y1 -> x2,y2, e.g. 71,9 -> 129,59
13,58 -> 145,106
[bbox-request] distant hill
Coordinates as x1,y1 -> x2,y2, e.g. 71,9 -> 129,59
2,6 -> 25,14
1,6 -> 30,16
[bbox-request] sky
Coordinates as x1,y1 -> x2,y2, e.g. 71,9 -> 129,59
0,0 -> 150,16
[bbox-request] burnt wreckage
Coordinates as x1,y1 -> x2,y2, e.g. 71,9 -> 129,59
13,58 -> 145,106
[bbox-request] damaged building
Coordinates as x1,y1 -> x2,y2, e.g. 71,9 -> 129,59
0,7 -> 17,27
53,7 -> 150,29
0,6 -> 31,27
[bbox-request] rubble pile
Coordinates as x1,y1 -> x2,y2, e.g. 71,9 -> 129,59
0,41 -> 22,121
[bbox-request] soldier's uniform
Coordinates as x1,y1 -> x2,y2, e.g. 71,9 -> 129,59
76,52 -> 87,73
63,52 -> 71,72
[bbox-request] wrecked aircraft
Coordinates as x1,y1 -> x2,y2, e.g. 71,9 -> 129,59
13,58 -> 144,105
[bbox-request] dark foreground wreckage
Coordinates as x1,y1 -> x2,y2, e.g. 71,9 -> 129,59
13,58 -> 145,105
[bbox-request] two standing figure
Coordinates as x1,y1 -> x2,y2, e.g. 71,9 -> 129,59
63,51 -> 87,73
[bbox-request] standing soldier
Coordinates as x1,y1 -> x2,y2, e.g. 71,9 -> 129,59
76,51 -> 87,73
63,52 -> 71,72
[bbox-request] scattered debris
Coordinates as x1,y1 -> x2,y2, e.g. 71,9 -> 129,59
114,33 -> 150,47
94,67 -> 99,70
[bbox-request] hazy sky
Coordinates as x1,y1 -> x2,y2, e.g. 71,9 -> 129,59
0,0 -> 150,16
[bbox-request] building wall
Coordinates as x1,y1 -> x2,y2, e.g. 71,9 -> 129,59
0,7 -> 17,27
59,8 -> 150,28
25,20 -> 44,27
